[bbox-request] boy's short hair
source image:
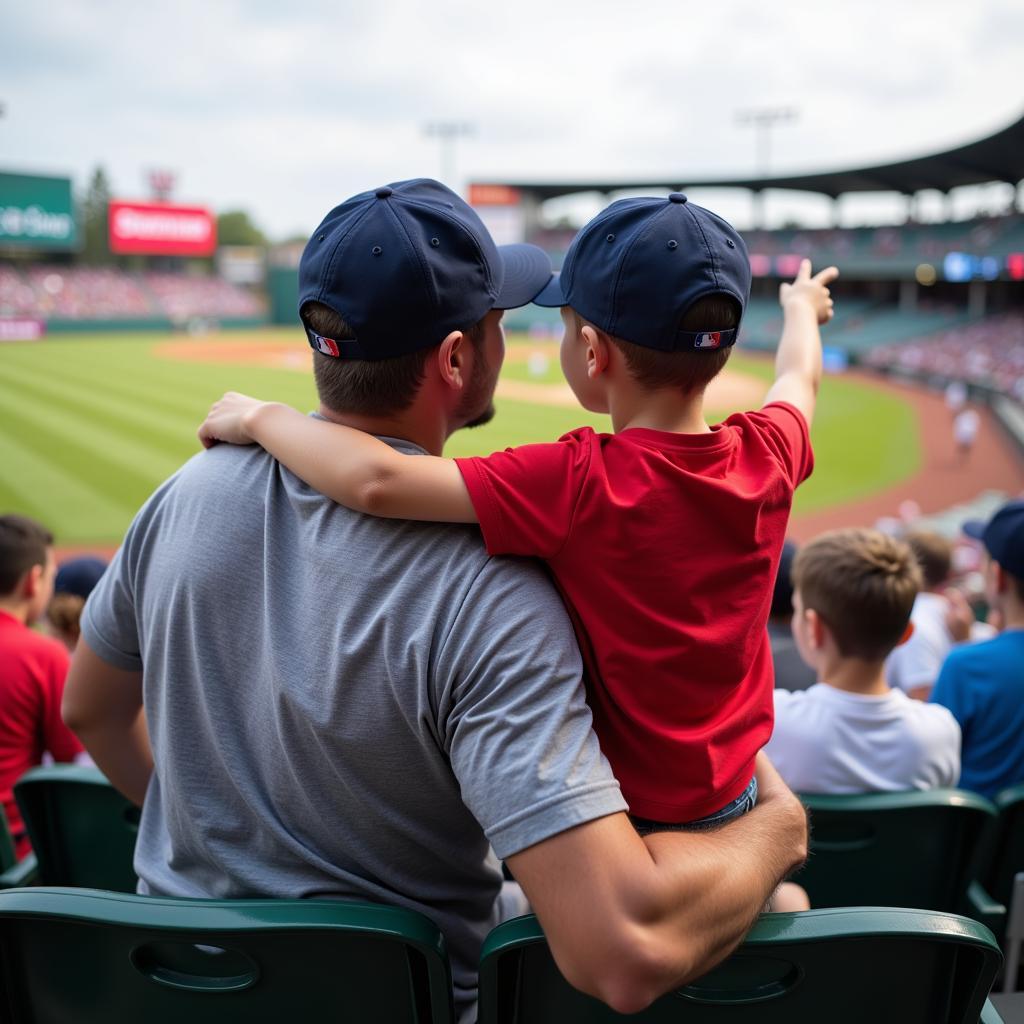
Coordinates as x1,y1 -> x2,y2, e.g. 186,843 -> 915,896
0,514 -> 53,596
792,528 -> 922,661
903,530 -> 952,590
303,301 -> 485,417
576,293 -> 738,394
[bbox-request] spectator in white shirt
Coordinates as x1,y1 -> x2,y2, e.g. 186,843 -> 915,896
767,528 -> 961,794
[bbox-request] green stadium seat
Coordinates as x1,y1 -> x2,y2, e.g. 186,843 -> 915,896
477,907 -> 1004,1023
794,789 -> 998,913
13,764 -> 139,892
0,887 -> 454,1023
967,783 -> 1024,991
0,816 -> 36,891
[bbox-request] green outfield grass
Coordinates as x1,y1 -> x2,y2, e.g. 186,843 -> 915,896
0,327 -> 920,544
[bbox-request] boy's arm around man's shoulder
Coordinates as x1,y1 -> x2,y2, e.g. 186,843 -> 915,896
762,259 -> 839,428
506,753 -> 808,1015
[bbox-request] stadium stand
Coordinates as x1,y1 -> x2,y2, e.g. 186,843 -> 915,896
866,313 -> 1024,400
0,264 -> 265,324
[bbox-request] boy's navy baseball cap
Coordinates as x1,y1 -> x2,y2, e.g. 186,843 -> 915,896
299,178 -> 552,360
534,193 -> 751,352
963,498 -> 1024,577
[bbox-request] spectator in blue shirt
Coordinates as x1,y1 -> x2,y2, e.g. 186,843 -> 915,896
931,499 -> 1024,798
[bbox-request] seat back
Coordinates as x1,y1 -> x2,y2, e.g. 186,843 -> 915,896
478,908 -> 1002,1023
795,789 -> 998,912
0,887 -> 454,1023
984,785 -> 1024,914
13,765 -> 139,891
0,817 -> 15,875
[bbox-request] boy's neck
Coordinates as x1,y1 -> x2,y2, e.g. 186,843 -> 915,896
819,657 -> 891,697
608,382 -> 711,435
0,597 -> 30,626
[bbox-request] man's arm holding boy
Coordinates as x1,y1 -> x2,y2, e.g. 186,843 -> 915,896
763,259 -> 838,428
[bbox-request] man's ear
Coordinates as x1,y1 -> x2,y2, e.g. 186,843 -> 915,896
436,330 -> 467,392
895,621 -> 915,647
579,324 -> 610,380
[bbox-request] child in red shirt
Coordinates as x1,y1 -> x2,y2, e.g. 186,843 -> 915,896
200,194 -> 836,828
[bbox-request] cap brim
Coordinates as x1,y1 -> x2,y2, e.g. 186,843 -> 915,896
961,519 -> 986,540
493,244 -> 554,309
532,271 -> 567,308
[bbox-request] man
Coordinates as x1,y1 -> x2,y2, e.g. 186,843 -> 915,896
0,514 -> 83,858
64,179 -> 806,1019
931,500 -> 1024,798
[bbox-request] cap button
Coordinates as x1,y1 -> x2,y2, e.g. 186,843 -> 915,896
375,187 -> 393,199
668,192 -> 688,204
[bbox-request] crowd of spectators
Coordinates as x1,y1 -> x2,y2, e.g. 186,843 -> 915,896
865,312 -> 1024,401
0,264 -> 264,322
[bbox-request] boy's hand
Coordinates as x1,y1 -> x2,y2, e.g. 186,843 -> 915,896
779,259 -> 839,326
198,391 -> 269,448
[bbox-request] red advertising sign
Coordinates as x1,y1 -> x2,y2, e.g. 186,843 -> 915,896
468,184 -> 522,207
108,200 -> 216,256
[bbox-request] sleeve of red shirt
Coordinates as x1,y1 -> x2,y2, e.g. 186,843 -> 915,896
40,640 -> 84,762
747,402 -> 814,487
454,430 -> 593,558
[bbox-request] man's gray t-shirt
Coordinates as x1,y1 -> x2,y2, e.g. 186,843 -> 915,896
82,438 -> 625,1012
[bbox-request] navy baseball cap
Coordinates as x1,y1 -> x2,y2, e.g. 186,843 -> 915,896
299,178 -> 552,360
962,499 -> 1024,577
54,556 -> 107,600
534,193 -> 751,352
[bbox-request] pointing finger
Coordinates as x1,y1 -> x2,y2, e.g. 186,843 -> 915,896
813,265 -> 840,285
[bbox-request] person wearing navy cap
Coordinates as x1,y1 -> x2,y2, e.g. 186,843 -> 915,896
200,193 -> 836,835
67,179 -> 808,1018
931,499 -> 1024,798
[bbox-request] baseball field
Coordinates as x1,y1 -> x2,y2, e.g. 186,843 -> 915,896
0,327 -> 922,545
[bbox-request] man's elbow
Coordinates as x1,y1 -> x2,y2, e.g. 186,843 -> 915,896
556,929 -> 700,1016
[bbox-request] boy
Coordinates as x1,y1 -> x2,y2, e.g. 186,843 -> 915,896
200,194 -> 836,828
0,514 -> 83,858
766,528 -> 961,793
931,500 -> 1024,798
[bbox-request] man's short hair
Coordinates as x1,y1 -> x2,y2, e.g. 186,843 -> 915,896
303,302 -> 485,417
792,528 -> 922,661
903,530 -> 952,590
0,514 -> 53,596
577,294 -> 738,394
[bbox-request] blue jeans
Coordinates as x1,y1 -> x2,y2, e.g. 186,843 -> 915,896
630,776 -> 758,835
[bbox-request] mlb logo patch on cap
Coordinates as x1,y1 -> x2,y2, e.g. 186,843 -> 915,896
695,332 -> 722,349
312,333 -> 340,357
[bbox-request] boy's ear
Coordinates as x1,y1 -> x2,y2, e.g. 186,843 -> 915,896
805,607 -> 827,650
18,564 -> 43,601
437,330 -> 467,391
579,324 -> 610,380
895,621 -> 915,648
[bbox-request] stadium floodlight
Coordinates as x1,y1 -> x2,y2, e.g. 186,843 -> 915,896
423,121 -> 476,191
735,106 -> 799,177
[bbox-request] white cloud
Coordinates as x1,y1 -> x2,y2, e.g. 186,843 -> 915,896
1,0 -> 1021,237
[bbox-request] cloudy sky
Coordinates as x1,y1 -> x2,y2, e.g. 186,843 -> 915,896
2,0 -> 1022,239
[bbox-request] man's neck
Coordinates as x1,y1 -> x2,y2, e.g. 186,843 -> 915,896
0,598 -> 30,626
318,405 -> 446,456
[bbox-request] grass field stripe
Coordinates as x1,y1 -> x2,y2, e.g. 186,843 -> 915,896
0,364 -> 198,470
0,380 -> 186,499
0,421 -> 135,541
0,360 -> 206,456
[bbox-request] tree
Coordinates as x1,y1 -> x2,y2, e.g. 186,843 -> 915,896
217,210 -> 268,248
80,166 -> 113,265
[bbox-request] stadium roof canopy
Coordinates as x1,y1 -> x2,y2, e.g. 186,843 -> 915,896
491,111 -> 1024,203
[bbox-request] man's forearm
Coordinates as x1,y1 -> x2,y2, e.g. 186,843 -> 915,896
639,782 -> 808,979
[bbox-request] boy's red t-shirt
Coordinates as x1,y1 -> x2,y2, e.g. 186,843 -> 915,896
455,401 -> 813,822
